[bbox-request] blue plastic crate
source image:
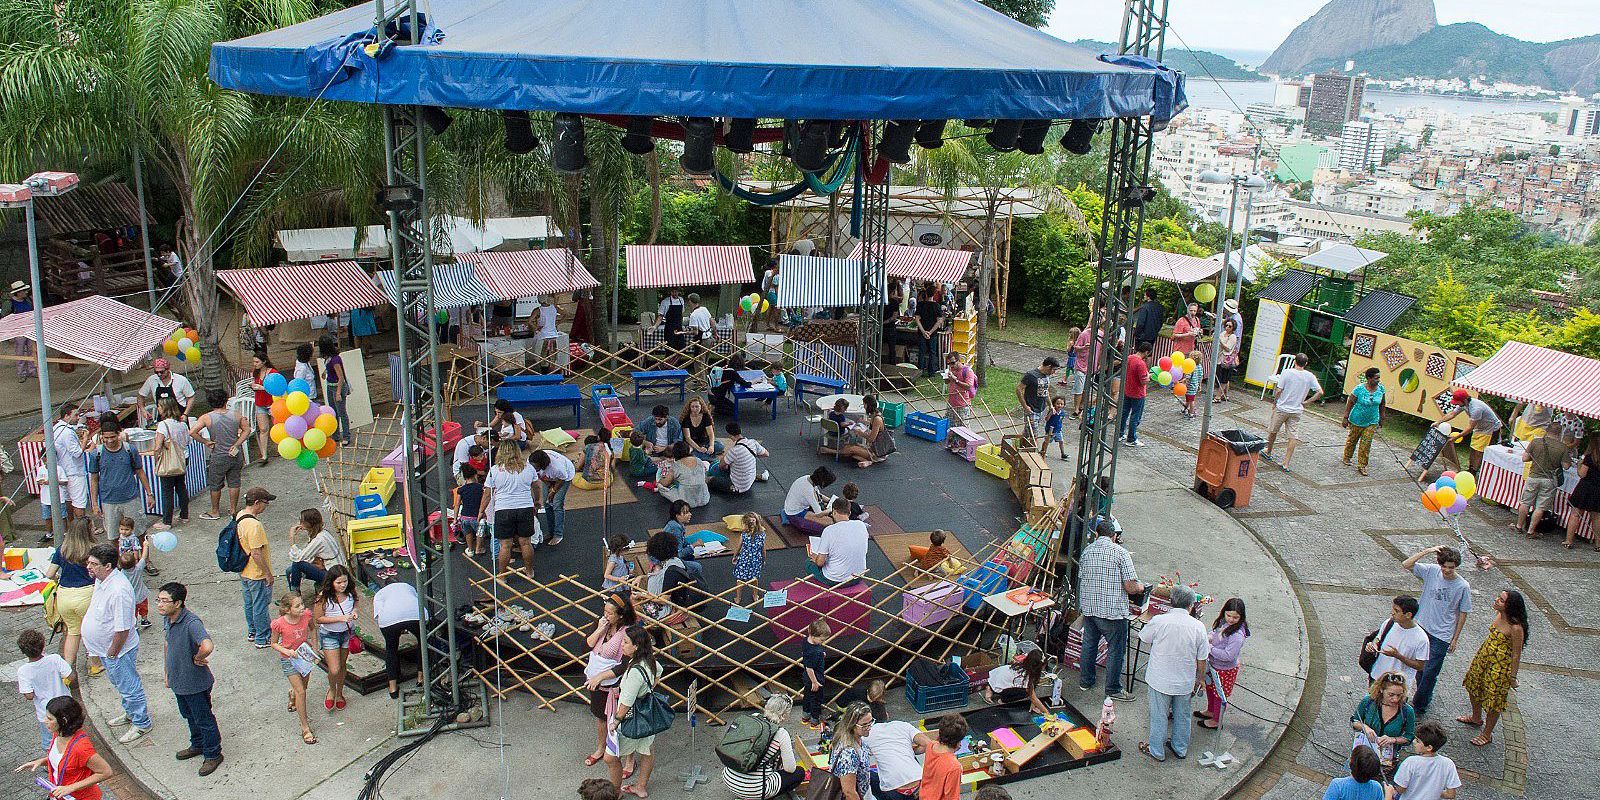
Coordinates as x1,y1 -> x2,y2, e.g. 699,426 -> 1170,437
905,660 -> 971,713
905,411 -> 950,443
955,560 -> 1009,610
353,493 -> 388,519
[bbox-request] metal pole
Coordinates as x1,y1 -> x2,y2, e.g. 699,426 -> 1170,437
1234,145 -> 1262,303
132,149 -> 157,309
25,202 -> 64,538
1198,180 -> 1241,441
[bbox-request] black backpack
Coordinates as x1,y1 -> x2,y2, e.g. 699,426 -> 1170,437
716,712 -> 778,773
215,514 -> 254,573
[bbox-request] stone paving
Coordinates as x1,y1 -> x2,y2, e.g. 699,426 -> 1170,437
991,338 -> 1600,800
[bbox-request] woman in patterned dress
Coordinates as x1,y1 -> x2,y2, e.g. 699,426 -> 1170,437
1458,590 -> 1529,747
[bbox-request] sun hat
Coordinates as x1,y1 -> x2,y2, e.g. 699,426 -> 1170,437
9,280 -> 26,294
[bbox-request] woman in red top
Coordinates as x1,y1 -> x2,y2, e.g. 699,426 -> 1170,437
1171,302 -> 1202,357
250,353 -> 279,466
16,695 -> 113,799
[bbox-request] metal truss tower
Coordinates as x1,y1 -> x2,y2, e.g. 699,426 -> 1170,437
855,123 -> 890,396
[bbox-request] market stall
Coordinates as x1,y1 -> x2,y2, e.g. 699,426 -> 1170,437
624,245 -> 746,354
217,260 -> 390,328
1451,340 -> 1600,539
1129,248 -> 1224,365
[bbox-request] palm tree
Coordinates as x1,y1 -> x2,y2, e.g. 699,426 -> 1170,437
0,0 -> 376,391
910,124 -> 1056,386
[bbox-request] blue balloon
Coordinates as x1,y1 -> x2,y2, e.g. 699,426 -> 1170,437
1435,477 -> 1456,490
263,372 -> 289,397
150,530 -> 178,552
287,378 -> 311,397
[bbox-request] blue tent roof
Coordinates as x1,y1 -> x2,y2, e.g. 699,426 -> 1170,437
209,0 -> 1184,121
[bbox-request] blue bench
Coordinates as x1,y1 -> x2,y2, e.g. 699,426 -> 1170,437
501,374 -> 565,387
792,372 -> 846,407
632,369 -> 689,403
732,385 -> 782,421
496,384 -> 582,428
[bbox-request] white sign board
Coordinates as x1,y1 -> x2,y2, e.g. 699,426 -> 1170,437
1245,300 -> 1290,388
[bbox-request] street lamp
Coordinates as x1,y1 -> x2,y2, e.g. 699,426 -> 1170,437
0,171 -> 79,539
1195,170 -> 1267,441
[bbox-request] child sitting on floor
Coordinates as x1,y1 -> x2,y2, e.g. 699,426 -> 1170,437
915,530 -> 952,571
625,430 -> 657,483
573,433 -> 612,490
602,532 -> 635,591
731,512 -> 765,606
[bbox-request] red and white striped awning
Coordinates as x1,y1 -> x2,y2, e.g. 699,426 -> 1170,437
459,249 -> 599,298
623,245 -> 754,289
848,243 -> 973,284
0,295 -> 180,371
1451,340 -> 1600,420
217,261 -> 389,327
1130,249 -> 1224,284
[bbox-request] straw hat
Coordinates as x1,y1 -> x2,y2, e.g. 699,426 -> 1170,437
1223,298 -> 1239,312
9,280 -> 26,295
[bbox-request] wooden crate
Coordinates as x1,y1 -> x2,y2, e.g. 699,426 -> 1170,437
975,444 -> 1010,480
999,433 -> 1040,464
1025,487 -> 1058,526
1010,452 -> 1050,500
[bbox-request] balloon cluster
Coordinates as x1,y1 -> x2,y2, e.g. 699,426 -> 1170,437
160,326 -> 203,363
1155,353 -> 1199,397
737,293 -> 770,314
262,372 -> 339,469
1421,470 -> 1476,515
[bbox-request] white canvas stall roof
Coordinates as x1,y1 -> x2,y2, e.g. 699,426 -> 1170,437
276,216 -> 559,261
0,295 -> 180,371
1298,243 -> 1387,274
749,183 -> 1055,218
1206,243 -> 1276,284
1130,248 -> 1224,284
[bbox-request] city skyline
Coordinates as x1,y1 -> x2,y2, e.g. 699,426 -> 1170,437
1046,0 -> 1600,55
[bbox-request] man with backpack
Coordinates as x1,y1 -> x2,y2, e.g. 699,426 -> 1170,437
227,487 -> 275,648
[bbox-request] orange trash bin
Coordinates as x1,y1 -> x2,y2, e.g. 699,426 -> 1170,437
1194,429 -> 1266,509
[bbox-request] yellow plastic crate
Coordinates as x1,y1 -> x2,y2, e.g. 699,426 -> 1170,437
975,444 -> 1011,480
360,467 -> 396,505
347,514 -> 406,555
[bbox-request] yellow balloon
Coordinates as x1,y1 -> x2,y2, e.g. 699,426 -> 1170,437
277,437 -> 303,459
301,428 -> 328,452
162,339 -> 179,356
286,391 -> 310,416
1456,472 -> 1477,500
184,347 -> 201,363
1434,486 -> 1456,508
760,299 -> 771,312
269,423 -> 288,444
314,413 -> 338,436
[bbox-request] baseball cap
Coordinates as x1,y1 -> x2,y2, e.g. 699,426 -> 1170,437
1451,389 -> 1469,404
244,487 -> 278,505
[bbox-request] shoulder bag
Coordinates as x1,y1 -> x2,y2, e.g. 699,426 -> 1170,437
155,421 -> 186,477
618,664 -> 674,739
1358,619 -> 1394,674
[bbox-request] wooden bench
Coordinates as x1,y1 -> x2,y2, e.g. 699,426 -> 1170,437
631,369 -> 689,402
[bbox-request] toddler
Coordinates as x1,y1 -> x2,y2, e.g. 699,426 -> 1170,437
602,533 -> 635,590
16,628 -> 72,754
1182,349 -> 1205,418
1064,327 -> 1081,372
1041,395 -> 1069,458
916,530 -> 952,571
118,546 -> 151,629
801,619 -> 832,728
731,512 -> 766,606
455,464 -> 486,555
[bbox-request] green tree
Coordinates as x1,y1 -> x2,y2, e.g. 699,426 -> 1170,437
0,0 -> 376,390
979,0 -> 1056,27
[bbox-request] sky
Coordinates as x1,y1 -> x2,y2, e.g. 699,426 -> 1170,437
1045,0 -> 1600,55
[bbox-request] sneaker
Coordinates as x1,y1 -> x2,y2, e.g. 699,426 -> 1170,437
107,713 -> 131,727
139,618 -> 152,629
757,470 -> 770,482
1126,439 -> 1146,448
254,641 -> 272,649
199,756 -> 224,777
1108,690 -> 1136,702
119,726 -> 151,744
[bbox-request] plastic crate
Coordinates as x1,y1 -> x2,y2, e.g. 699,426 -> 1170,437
353,493 -> 387,519
905,660 -> 971,713
880,400 -> 906,428
956,560 -> 1010,610
905,411 -> 950,443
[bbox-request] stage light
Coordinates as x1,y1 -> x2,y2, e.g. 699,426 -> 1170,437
420,106 -> 452,136
503,111 -> 538,154
1060,118 -> 1104,155
827,121 -> 849,148
621,116 -> 656,155
879,120 -> 918,164
985,119 -> 1024,151
791,120 -> 832,172
680,117 -> 716,174
1016,120 -> 1053,155
551,113 -> 587,173
724,118 -> 757,154
962,119 -> 994,129
914,120 -> 947,149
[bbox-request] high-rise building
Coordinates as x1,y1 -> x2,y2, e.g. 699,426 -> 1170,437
1338,121 -> 1388,173
1557,100 -> 1600,138
1273,81 -> 1308,108
1307,72 -> 1364,136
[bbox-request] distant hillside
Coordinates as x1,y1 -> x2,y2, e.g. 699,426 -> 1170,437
1259,0 -> 1436,76
1302,23 -> 1600,94
1072,40 -> 1263,82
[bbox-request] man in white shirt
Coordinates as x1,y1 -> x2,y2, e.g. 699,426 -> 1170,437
709,422 -> 768,495
781,467 -> 835,536
862,719 -> 933,799
48,404 -> 90,531
685,292 -> 714,352
1138,585 -> 1209,761
452,427 -> 489,477
138,358 -> 196,425
807,498 -> 868,587
1264,352 -> 1323,470
83,543 -> 152,742
532,295 -> 562,355
531,449 -> 574,547
1365,595 -> 1431,694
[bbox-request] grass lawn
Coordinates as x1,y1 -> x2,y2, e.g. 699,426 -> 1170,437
893,366 -> 1024,417
988,312 -> 1075,352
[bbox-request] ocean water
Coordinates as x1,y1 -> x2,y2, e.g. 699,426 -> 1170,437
1185,78 -> 1564,117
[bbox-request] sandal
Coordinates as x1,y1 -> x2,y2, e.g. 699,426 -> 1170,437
303,730 -> 318,745
1455,714 -> 1483,726
621,785 -> 648,798
1199,720 -> 1220,729
200,512 -> 220,521
584,754 -> 603,767
1137,741 -> 1165,762
1471,734 -> 1492,747
621,760 -> 637,780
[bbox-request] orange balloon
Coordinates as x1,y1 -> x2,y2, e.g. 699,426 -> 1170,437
270,397 -> 289,424
1420,491 -> 1440,512
316,440 -> 338,458
1173,383 -> 1188,397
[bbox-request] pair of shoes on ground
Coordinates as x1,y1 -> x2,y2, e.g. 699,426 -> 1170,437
176,748 -> 224,775
108,714 -> 153,744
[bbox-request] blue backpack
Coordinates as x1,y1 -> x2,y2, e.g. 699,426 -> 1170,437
215,514 -> 254,573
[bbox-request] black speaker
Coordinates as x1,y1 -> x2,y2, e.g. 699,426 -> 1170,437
1060,119 -> 1104,155
620,116 -> 656,155
503,111 -> 538,154
879,120 -> 919,164
420,106 -> 452,136
914,119 -> 947,149
724,118 -> 757,154
551,113 -> 587,173
792,120 -> 832,172
986,119 -> 1024,151
680,117 -> 716,175
1016,120 -> 1053,155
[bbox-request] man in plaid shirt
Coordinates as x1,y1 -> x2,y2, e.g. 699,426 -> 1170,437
1077,518 -> 1141,702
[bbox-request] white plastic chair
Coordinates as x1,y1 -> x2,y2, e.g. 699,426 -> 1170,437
1260,353 -> 1296,400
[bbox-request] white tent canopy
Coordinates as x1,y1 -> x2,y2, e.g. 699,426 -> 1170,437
1298,242 -> 1387,274
276,216 -> 559,262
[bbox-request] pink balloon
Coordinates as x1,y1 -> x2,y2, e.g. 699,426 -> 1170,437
319,404 -> 336,417
1448,495 -> 1468,514
300,407 -> 320,426
284,416 -> 309,439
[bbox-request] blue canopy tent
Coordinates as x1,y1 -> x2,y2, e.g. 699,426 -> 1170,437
210,0 -> 1183,121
